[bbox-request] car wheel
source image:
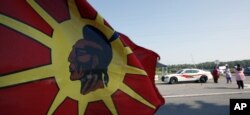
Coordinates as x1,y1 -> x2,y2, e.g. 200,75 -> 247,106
169,77 -> 177,84
161,77 -> 165,82
200,75 -> 207,83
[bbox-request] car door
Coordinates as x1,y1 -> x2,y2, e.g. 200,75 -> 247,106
181,69 -> 196,81
191,70 -> 201,80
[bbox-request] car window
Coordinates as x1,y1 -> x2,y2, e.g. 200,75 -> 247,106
176,70 -> 183,74
192,70 -> 199,73
184,70 -> 193,73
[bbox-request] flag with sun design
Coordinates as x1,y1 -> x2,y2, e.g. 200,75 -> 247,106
0,0 -> 164,114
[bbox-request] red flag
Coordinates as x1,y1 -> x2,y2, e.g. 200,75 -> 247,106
119,33 -> 165,113
0,0 -> 164,114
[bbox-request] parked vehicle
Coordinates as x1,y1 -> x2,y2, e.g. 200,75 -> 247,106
244,67 -> 250,75
218,66 -> 226,74
161,68 -> 213,84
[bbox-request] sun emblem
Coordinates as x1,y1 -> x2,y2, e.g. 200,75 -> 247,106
0,0 -> 157,114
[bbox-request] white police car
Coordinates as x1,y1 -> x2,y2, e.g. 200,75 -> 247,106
161,69 -> 213,84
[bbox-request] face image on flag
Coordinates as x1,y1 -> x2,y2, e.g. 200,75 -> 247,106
0,0 -> 164,114
68,25 -> 113,95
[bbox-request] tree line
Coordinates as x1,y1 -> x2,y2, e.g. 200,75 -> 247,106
164,59 -> 250,73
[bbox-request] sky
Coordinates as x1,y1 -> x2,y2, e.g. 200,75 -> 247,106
88,0 -> 250,65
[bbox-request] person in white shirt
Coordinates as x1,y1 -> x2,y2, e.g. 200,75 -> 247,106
224,64 -> 232,83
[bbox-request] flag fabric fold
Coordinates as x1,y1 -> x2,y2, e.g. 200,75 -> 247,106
0,0 -> 164,114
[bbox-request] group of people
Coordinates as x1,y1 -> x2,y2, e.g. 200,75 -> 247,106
212,64 -> 246,89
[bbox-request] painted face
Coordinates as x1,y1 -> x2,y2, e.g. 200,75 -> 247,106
68,39 -> 104,94
68,25 -> 113,95
68,39 -> 102,80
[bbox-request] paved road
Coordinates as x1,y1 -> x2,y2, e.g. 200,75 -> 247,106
155,93 -> 250,115
155,76 -> 250,115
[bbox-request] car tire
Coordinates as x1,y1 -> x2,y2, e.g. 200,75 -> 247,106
161,76 -> 165,82
200,75 -> 207,83
169,77 -> 178,84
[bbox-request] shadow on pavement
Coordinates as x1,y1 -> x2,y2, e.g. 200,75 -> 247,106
155,82 -> 168,85
155,100 -> 228,115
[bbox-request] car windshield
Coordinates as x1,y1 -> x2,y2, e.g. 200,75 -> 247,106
176,70 -> 184,74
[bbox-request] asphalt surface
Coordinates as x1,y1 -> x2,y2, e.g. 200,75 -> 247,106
154,75 -> 250,115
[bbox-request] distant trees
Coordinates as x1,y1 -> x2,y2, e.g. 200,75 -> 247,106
165,60 -> 250,73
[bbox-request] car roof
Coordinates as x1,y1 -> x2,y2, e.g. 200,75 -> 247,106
182,68 -> 201,71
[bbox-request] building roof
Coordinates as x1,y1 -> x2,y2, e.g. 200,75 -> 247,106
156,62 -> 167,68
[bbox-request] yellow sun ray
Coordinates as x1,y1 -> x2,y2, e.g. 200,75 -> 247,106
125,65 -> 147,76
0,65 -> 54,87
27,0 -> 58,27
124,47 -> 133,54
123,47 -> 147,75
47,92 -> 67,115
120,84 -> 155,109
102,97 -> 118,115
68,0 -> 81,21
78,100 -> 88,115
108,39 -> 154,109
0,15 -> 53,47
95,14 -> 114,40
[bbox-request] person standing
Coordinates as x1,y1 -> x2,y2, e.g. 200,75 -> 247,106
224,64 -> 232,83
212,66 -> 220,83
235,64 -> 246,89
